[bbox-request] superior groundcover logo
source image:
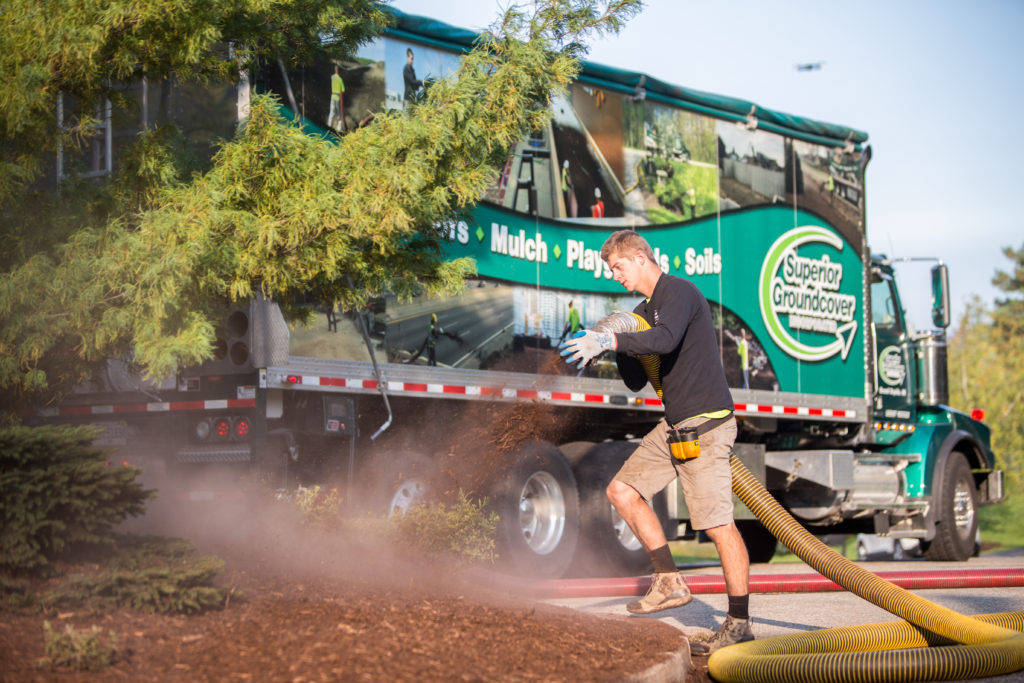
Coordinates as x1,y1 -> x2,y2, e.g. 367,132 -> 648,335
759,226 -> 858,362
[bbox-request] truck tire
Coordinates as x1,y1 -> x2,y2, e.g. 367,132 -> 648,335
363,452 -> 452,517
559,441 -> 596,468
491,440 -> 580,578
571,441 -> 671,577
922,451 -> 978,561
737,520 -> 778,564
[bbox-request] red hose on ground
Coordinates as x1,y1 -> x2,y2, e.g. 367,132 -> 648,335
527,567 -> 1024,599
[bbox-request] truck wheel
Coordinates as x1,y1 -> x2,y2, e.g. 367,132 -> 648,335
364,452 -> 452,517
559,441 -> 596,468
384,459 -> 431,516
737,520 -> 778,563
572,441 -> 671,577
922,451 -> 978,561
491,440 -> 579,578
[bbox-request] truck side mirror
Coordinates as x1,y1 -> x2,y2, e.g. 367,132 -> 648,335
931,264 -> 950,328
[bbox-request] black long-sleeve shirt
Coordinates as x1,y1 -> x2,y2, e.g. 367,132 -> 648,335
615,273 -> 733,425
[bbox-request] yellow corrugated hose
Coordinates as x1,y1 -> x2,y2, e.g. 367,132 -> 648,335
589,311 -> 1024,682
591,312 -> 661,396
708,458 -> 1024,683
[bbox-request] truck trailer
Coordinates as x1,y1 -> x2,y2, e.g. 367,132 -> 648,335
40,11 -> 1003,578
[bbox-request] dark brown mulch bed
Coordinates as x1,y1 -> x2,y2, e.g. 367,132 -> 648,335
0,569 -> 689,682
1,497 -> 693,682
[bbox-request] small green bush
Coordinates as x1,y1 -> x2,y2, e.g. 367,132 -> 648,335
0,573 -> 33,610
390,491 -> 498,564
0,425 -> 153,574
41,536 -> 230,615
39,621 -> 119,671
292,484 -> 343,530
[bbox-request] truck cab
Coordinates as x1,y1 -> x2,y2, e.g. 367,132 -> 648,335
866,256 -> 1003,560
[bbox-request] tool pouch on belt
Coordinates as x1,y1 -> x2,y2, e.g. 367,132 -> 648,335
667,426 -> 700,460
667,413 -> 733,461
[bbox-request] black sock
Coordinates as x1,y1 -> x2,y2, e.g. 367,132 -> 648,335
650,544 -> 676,573
727,594 -> 749,620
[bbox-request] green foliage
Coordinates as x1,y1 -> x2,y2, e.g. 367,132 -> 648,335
991,242 -> 1024,336
0,425 -> 153,574
0,1 -> 643,405
0,125 -> 205,409
992,243 -> 1024,290
949,304 -> 1024,490
948,244 -> 1024,494
648,107 -> 717,164
0,0 -> 392,206
292,484 -> 344,529
389,491 -> 499,564
39,621 -> 119,672
102,125 -> 202,216
41,536 -> 229,615
645,204 -> 684,224
622,99 -> 645,149
652,162 -> 717,221
978,492 -> 1024,550
2,535 -> 231,617
0,573 -> 34,610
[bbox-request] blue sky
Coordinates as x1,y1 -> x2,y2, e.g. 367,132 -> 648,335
391,0 -> 1024,331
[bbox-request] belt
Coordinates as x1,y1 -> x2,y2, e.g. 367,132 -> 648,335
674,412 -> 734,437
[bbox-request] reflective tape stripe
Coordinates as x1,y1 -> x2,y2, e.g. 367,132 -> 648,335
52,398 -> 256,416
734,402 -> 853,419
278,374 -> 855,417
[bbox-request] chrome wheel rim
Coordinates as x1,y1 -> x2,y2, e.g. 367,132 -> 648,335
518,471 -> 565,555
388,479 -> 427,516
953,478 -> 975,535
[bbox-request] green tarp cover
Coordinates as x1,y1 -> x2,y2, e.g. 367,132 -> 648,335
385,8 -> 868,148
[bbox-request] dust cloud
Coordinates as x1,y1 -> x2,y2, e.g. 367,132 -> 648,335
115,391 -> 583,602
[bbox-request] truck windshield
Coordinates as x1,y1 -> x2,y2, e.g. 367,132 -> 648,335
870,274 -> 902,332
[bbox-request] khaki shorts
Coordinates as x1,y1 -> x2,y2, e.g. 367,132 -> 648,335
614,415 -> 737,531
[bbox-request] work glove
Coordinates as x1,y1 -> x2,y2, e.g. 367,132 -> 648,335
559,330 -> 615,369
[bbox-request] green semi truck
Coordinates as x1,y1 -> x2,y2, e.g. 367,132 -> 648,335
45,11 -> 1003,578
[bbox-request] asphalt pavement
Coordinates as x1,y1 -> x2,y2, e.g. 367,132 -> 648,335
544,547 -> 1024,683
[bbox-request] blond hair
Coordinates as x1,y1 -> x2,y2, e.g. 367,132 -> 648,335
600,230 -> 656,262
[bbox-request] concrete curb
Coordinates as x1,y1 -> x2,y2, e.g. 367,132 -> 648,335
624,639 -> 692,682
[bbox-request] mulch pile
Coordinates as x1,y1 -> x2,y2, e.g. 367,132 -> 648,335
0,568 -> 689,682
0,498 -> 698,682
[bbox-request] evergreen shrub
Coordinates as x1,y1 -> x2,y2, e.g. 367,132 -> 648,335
0,425 -> 152,573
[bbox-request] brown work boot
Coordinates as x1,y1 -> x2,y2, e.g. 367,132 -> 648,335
626,572 -> 692,614
689,615 -> 754,656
